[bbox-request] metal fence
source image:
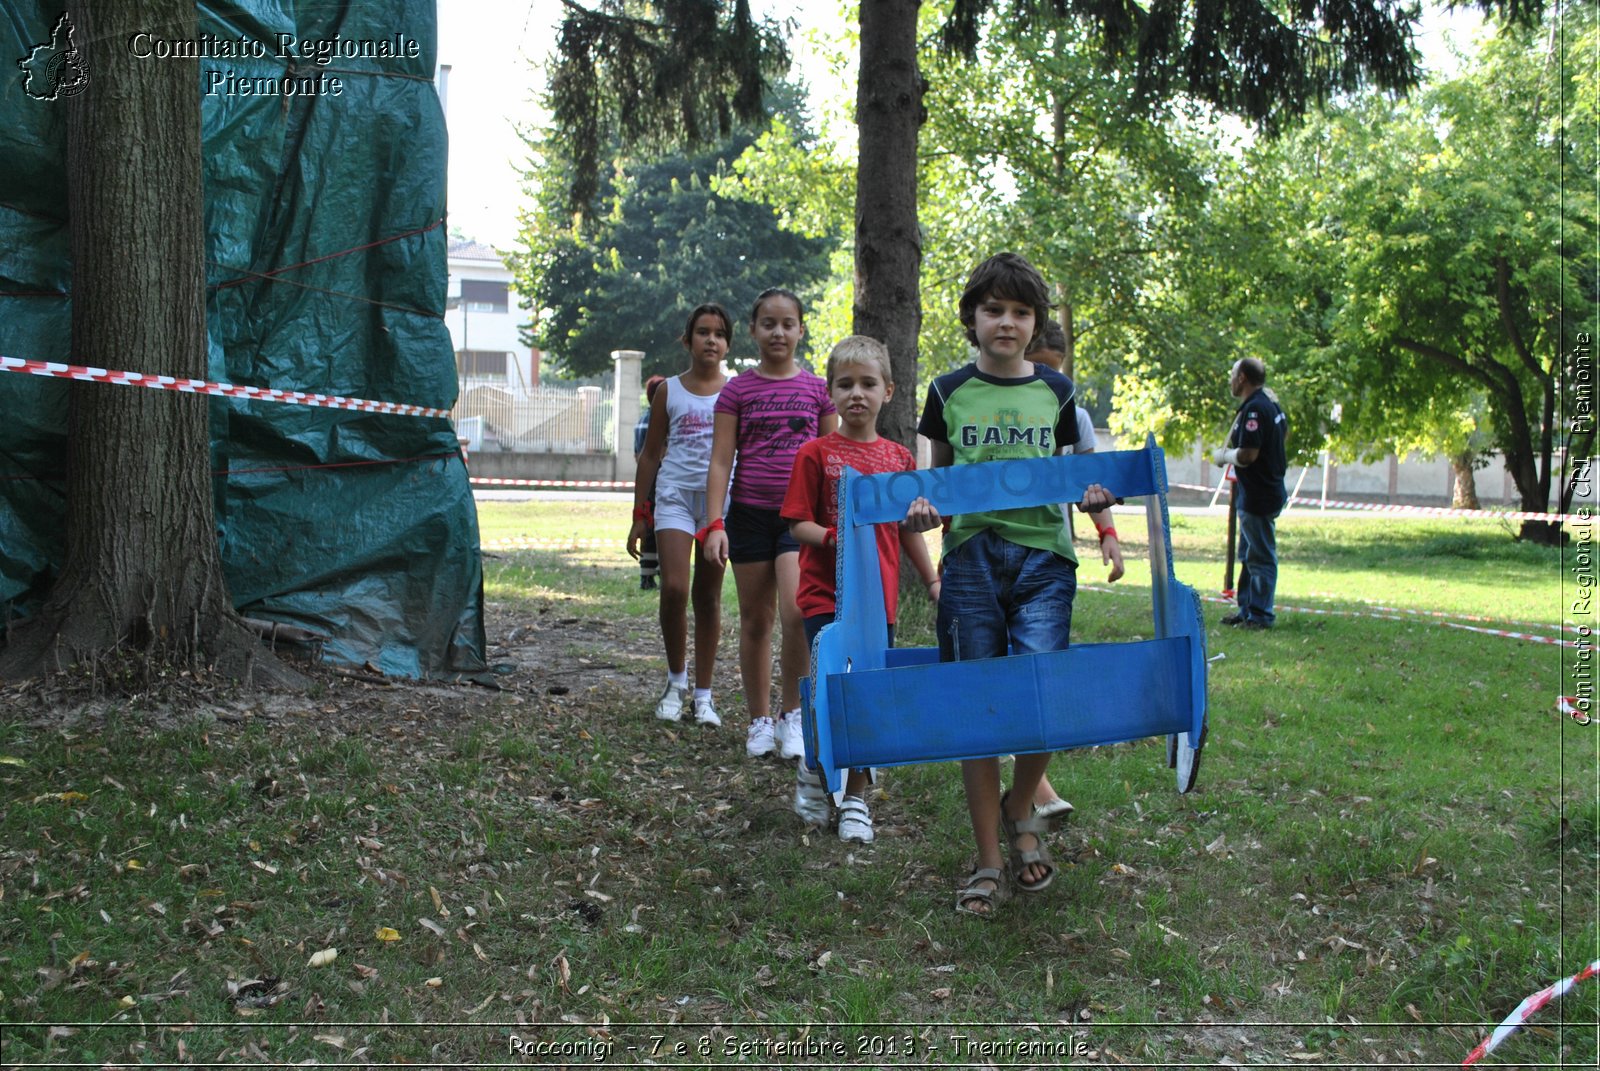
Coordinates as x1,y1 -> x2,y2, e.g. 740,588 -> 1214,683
451,380 -> 615,454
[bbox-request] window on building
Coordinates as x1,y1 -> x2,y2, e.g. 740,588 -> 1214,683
460,279 -> 508,313
457,350 -> 508,378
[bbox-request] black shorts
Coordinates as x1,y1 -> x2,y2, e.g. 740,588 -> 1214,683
726,501 -> 800,564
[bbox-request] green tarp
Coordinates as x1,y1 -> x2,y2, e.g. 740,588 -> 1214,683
0,1 -> 486,678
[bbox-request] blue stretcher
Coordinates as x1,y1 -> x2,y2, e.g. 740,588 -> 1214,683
801,436 -> 1208,795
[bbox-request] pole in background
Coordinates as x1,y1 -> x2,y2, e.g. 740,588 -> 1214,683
1223,477 -> 1238,598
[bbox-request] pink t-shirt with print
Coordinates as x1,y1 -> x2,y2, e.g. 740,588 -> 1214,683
714,367 -> 835,510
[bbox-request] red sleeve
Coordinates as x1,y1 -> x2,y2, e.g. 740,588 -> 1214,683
780,441 -> 825,526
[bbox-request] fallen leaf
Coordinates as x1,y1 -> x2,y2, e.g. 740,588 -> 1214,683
930,987 -> 952,1000
313,1034 -> 347,1049
353,963 -> 378,979
425,976 -> 443,988
0,755 -> 27,767
430,886 -> 444,914
308,948 -> 338,968
553,951 -> 571,993
118,995 -> 136,1008
418,917 -> 446,937
375,927 -> 401,942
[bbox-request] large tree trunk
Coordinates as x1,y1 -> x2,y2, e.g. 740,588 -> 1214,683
853,0 -> 924,451
1449,451 -> 1481,510
0,0 -> 295,687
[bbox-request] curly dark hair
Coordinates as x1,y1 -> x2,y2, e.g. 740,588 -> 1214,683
958,252 -> 1051,347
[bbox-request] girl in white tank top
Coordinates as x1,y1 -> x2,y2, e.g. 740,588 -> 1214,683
656,376 -> 719,492
626,304 -> 733,728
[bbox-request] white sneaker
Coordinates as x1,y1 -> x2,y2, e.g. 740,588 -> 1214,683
692,694 -> 721,726
654,682 -> 688,722
745,716 -> 777,758
837,795 -> 874,843
793,764 -> 831,825
777,708 -> 805,760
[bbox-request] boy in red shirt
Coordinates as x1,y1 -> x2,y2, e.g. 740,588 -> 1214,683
780,335 -> 941,843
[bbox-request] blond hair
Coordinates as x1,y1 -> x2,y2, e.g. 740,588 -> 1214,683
826,335 -> 893,385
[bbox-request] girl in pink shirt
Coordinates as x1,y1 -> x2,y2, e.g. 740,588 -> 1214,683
702,289 -> 836,761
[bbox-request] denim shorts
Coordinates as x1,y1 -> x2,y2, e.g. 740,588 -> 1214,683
936,528 -> 1076,662
726,501 -> 800,563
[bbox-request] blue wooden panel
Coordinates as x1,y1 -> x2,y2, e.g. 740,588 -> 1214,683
825,637 -> 1196,769
803,440 -> 1210,794
845,448 -> 1162,527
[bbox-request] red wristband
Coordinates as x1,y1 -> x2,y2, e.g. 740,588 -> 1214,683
695,517 -> 725,543
632,503 -> 653,524
1097,527 -> 1118,543
823,526 -> 837,549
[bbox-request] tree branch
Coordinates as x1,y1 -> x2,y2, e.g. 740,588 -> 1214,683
1495,254 -> 1548,382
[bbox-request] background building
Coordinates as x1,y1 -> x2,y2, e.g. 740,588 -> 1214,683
445,238 -> 539,390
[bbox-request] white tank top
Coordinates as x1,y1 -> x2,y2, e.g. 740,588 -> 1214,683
656,375 -> 721,491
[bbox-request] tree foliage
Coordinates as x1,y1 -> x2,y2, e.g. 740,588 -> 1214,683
1114,6 -> 1594,540
546,0 -> 791,214
509,91 -> 833,380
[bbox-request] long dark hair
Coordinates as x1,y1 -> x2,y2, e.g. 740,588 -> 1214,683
681,302 -> 734,343
748,287 -> 805,326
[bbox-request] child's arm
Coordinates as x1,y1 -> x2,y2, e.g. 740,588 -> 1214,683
627,388 -> 671,560
789,519 -> 831,548
701,411 -> 739,565
1081,495 -> 1124,583
898,497 -> 941,599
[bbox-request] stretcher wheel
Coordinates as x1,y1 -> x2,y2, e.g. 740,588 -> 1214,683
1167,726 -> 1206,794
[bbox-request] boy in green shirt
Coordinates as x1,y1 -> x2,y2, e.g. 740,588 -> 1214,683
916,252 -> 1115,917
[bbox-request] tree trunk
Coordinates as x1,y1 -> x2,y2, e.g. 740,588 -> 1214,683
1449,452 -> 1481,510
1059,293 -> 1075,382
0,0 -> 295,687
853,0 -> 924,452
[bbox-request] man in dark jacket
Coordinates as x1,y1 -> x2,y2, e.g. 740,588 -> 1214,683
1212,359 -> 1288,629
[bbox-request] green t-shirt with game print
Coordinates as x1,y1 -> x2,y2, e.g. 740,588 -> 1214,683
916,363 -> 1083,563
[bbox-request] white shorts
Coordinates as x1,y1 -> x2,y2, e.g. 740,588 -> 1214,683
653,483 -> 722,535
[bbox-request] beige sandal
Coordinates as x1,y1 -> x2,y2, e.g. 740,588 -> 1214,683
1001,789 -> 1056,893
955,866 -> 1007,918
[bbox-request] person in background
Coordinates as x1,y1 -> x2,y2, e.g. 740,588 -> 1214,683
1212,357 -> 1288,630
633,374 -> 668,590
1023,320 -> 1125,826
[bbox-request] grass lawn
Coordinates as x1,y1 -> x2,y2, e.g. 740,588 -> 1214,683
0,500 -> 1594,1067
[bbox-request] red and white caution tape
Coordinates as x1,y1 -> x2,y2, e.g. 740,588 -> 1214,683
1558,696 -> 1594,724
1302,591 -> 1582,636
1168,480 -> 1580,524
1461,959 -> 1600,1065
1080,584 -> 1579,648
1440,621 -> 1580,647
470,477 -> 636,489
1,355 -> 450,418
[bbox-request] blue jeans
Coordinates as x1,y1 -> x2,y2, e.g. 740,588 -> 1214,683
1235,508 -> 1279,625
937,529 -> 1076,662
